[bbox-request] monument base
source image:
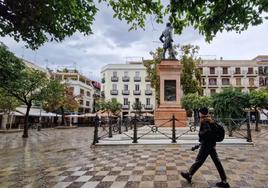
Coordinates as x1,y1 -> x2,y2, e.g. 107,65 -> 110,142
155,107 -> 187,127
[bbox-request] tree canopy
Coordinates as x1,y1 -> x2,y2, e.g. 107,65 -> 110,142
1,1 -> 267,49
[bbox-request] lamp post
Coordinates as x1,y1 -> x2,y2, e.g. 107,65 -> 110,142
128,101 -> 131,119
38,102 -> 42,131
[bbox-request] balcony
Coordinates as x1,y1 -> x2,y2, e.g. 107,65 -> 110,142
93,93 -> 100,98
133,90 -> 141,95
233,72 -> 244,77
111,76 -> 118,82
110,90 -> 118,95
145,77 -> 150,82
208,71 -> 218,77
101,78 -> 105,83
122,76 -> 129,82
221,72 -> 231,77
144,104 -> 153,110
208,84 -> 218,88
101,91 -> 105,97
221,83 -> 231,87
122,104 -> 130,110
145,90 -> 152,95
122,90 -> 129,95
134,76 -> 141,82
246,72 -> 257,77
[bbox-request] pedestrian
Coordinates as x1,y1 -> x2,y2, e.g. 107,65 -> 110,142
180,107 -> 230,188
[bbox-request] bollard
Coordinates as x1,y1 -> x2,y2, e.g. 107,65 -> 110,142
125,118 -> 128,132
132,115 -> 138,143
246,112 -> 252,142
119,117 -> 122,134
172,114 -> 177,143
109,116 -> 113,138
92,115 -> 99,145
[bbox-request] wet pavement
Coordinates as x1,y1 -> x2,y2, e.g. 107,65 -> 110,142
0,127 -> 267,188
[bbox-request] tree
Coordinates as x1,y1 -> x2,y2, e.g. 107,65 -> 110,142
132,101 -> 145,116
182,93 -> 210,125
102,0 -> 268,43
0,90 -> 21,129
43,79 -> 81,126
143,44 -> 202,105
210,87 -> 249,136
0,0 -> 98,50
249,89 -> 268,131
106,98 -> 122,116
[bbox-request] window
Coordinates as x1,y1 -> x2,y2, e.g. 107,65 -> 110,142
86,101 -> 90,106
135,98 -> 139,103
146,98 -> 150,105
202,78 -> 206,85
80,100 -> 84,105
124,98 -> 128,105
211,89 -> 216,96
248,67 -> 253,74
87,91 -> 91,97
135,71 -> 140,77
235,68 -> 241,74
210,67 -> 215,74
80,89 -> 84,95
249,78 -> 254,85
236,78 -> 241,85
135,84 -> 139,91
113,71 -> 117,77
222,78 -> 230,85
124,71 -> 128,77
112,84 -> 117,90
124,84 -> 128,90
199,68 -> 203,74
222,67 -> 228,74
146,84 -> 151,91
209,78 -> 217,85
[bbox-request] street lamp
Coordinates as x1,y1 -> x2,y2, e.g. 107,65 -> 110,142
128,101 -> 131,119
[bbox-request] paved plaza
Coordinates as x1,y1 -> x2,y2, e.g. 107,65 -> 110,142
0,127 -> 267,188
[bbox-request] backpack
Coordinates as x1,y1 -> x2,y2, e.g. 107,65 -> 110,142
212,120 -> 225,142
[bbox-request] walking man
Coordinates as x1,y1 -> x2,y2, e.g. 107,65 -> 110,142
181,107 -> 230,188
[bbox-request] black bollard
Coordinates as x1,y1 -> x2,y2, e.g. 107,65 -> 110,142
119,117 -> 122,134
246,112 -> 252,142
172,114 -> 177,143
109,116 -> 113,138
125,118 -> 128,132
132,115 -> 138,143
92,115 -> 99,145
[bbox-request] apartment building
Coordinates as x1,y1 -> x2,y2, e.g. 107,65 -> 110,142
100,59 -> 155,116
54,67 -> 95,114
255,55 -> 268,88
199,57 -> 259,96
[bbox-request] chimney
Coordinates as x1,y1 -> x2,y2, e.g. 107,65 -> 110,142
220,57 -> 223,60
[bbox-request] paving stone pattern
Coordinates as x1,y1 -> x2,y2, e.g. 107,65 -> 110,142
0,127 -> 268,187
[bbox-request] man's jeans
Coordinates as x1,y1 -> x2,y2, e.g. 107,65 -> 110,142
189,146 -> 227,181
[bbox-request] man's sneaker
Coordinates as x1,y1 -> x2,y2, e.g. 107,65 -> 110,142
216,181 -> 230,188
180,172 -> 192,183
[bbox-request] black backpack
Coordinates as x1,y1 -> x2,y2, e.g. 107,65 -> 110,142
212,120 -> 225,142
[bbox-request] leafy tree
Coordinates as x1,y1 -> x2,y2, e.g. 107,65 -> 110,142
0,0 -> 98,50
0,90 -> 21,129
43,79 -> 81,126
182,93 -> 210,125
249,89 -> 268,131
211,87 -> 249,136
106,98 -> 122,116
101,0 -> 268,43
144,44 -> 202,105
132,101 -> 145,116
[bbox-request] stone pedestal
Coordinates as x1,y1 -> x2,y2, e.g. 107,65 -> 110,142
155,60 -> 187,127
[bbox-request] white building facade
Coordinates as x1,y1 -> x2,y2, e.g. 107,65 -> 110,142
199,58 -> 259,96
100,60 -> 156,116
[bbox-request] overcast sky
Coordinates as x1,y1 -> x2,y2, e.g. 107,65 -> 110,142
1,2 -> 268,83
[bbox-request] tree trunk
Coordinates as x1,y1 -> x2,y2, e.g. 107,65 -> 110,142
22,103 -> 32,138
255,107 -> 259,131
61,106 -> 67,126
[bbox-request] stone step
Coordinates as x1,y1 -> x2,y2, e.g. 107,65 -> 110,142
94,139 -> 254,147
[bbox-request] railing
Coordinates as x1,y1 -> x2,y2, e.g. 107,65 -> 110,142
133,90 -> 141,95
145,90 -> 152,95
101,78 -> 105,83
122,90 -> 129,95
110,90 -> 118,95
134,77 -> 141,82
122,76 -> 129,82
111,76 -> 118,82
144,104 -> 153,109
122,105 -> 130,109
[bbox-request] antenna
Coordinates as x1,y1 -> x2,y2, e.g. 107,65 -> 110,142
45,59 -> 48,68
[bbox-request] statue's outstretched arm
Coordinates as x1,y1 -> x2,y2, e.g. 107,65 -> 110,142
159,34 -> 164,43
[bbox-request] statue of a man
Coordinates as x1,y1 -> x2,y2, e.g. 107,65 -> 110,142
159,22 -> 176,59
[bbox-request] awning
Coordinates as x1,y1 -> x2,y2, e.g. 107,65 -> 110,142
16,107 -> 60,117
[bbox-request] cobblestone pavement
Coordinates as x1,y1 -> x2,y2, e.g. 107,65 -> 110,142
0,127 -> 268,188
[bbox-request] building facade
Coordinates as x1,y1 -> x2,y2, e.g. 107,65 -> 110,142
199,58 -> 259,96
54,69 -> 95,114
100,60 -> 156,116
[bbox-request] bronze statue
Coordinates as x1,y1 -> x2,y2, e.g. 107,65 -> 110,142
159,22 -> 176,59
